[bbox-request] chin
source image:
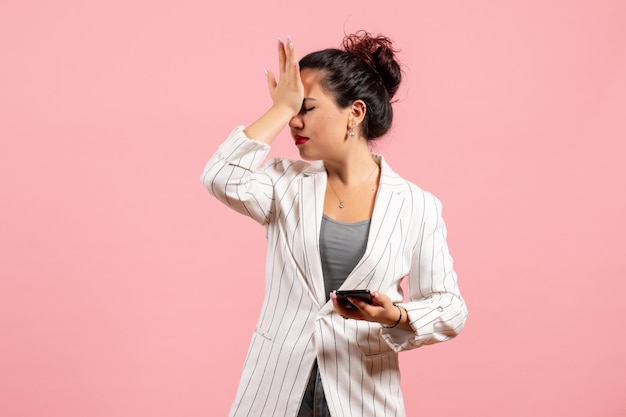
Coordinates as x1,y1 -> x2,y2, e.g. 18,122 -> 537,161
297,150 -> 315,161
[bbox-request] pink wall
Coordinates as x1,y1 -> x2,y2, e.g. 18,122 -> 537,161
1,1 -> 625,416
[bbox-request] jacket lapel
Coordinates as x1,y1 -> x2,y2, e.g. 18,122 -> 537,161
299,162 -> 327,307
317,156 -> 408,316
338,156 -> 408,291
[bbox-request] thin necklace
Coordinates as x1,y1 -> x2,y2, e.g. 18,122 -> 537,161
327,164 -> 379,209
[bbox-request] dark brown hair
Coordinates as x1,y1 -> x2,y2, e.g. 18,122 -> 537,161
299,31 -> 402,141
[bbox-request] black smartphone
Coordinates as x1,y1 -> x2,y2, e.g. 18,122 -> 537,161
335,289 -> 373,309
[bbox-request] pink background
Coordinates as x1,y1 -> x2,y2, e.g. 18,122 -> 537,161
2,1 -> 625,416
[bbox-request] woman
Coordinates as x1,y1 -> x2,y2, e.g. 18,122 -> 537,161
201,31 -> 468,417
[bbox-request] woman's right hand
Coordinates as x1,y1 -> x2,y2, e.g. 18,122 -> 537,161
265,36 -> 304,117
242,36 -> 304,144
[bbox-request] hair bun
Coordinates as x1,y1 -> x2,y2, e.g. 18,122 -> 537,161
342,31 -> 402,98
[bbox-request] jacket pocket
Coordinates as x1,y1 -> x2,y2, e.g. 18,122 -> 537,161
362,349 -> 396,359
254,326 -> 273,341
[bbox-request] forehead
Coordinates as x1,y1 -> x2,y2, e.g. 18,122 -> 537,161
300,69 -> 330,97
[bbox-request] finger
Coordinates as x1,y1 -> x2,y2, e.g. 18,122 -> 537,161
288,40 -> 301,83
370,291 -> 389,307
284,36 -> 299,68
277,38 -> 287,74
331,293 -> 355,318
286,35 -> 295,61
265,69 -> 277,94
346,298 -> 378,321
347,297 -> 371,311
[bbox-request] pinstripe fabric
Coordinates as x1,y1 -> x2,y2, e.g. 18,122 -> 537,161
201,126 -> 468,417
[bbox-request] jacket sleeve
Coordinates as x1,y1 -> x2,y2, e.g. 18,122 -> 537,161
200,126 -> 274,226
382,192 -> 468,352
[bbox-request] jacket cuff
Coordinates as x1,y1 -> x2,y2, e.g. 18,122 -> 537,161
380,304 -> 438,352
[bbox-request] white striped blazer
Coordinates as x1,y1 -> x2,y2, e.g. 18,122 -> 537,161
201,126 -> 468,417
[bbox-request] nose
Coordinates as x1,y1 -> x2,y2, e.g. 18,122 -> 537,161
289,112 -> 304,130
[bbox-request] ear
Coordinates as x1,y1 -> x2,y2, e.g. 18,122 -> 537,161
349,100 -> 367,126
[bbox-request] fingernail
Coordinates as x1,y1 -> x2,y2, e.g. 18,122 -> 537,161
277,37 -> 281,45
264,69 -> 268,76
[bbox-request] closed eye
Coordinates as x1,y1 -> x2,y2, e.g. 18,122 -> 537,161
301,97 -> 316,113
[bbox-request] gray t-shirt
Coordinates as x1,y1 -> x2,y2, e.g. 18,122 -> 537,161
319,215 -> 371,301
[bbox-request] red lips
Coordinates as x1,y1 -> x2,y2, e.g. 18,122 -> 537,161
294,135 -> 309,146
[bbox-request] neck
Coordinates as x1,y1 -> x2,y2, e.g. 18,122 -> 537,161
324,144 -> 379,186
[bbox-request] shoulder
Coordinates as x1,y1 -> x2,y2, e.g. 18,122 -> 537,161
379,156 -> 443,214
404,179 -> 443,219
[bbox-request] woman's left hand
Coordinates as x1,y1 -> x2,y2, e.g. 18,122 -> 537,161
331,291 -> 405,328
